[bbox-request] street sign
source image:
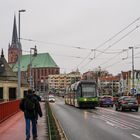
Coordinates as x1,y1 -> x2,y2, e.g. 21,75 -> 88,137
131,88 -> 136,94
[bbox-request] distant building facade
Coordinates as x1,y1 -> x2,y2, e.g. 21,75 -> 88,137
119,70 -> 140,95
82,70 -> 119,96
98,75 -> 120,96
48,71 -> 81,92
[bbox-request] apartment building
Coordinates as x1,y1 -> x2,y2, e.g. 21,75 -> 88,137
48,72 -> 81,92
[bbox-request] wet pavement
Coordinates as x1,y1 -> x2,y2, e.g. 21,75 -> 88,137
0,102 -> 48,140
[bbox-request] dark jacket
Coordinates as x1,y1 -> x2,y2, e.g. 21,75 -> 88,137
20,93 -> 42,119
33,94 -> 41,102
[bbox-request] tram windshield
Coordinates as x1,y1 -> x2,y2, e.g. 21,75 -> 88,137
81,84 -> 96,97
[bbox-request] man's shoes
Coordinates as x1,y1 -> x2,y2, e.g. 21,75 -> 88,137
33,135 -> 38,139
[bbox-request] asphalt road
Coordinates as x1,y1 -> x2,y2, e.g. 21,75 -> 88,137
50,97 -> 140,140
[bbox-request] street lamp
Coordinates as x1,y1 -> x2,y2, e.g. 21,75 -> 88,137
17,9 -> 26,98
129,46 -> 135,93
30,46 -> 37,90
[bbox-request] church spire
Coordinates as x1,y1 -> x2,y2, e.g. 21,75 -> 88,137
12,15 -> 18,47
8,15 -> 22,64
1,49 -> 4,58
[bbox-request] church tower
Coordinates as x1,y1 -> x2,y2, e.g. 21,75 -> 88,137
8,15 -> 22,64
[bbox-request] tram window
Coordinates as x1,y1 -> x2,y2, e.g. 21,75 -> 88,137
76,86 -> 81,97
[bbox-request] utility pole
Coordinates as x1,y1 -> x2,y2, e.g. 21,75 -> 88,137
129,47 -> 135,93
17,9 -> 26,98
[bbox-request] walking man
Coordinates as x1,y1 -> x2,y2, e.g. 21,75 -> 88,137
20,89 -> 42,140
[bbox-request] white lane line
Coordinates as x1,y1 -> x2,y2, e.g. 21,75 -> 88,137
100,116 -> 130,129
98,107 -> 140,119
106,121 -> 114,126
132,134 -> 140,139
101,115 -> 140,129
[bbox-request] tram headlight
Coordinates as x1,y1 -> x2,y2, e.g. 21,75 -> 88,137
84,98 -> 87,101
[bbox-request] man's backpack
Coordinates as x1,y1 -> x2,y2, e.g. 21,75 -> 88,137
25,97 -> 36,111
24,97 -> 37,118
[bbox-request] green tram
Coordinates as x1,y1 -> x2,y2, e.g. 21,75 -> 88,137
65,80 -> 99,108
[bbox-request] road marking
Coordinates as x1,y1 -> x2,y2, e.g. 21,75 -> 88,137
101,115 -> 140,129
106,121 -> 114,126
100,116 -> 130,129
132,134 -> 140,139
98,107 -> 140,119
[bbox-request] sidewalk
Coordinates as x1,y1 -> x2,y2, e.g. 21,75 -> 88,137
0,102 -> 48,140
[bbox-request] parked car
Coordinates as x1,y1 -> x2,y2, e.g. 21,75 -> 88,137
48,95 -> 55,103
99,95 -> 113,107
115,96 -> 139,112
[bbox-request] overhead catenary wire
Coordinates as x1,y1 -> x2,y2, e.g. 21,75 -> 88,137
21,38 -> 124,55
99,49 -> 128,66
20,38 -> 87,50
22,49 -> 84,59
20,17 -> 140,73
79,25 -> 140,71
74,17 -> 140,69
21,17 -> 139,71
102,49 -> 140,70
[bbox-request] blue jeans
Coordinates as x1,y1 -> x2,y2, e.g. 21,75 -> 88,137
25,117 -> 37,139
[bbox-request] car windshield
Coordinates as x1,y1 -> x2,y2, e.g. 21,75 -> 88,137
123,97 -> 136,102
49,97 -> 54,99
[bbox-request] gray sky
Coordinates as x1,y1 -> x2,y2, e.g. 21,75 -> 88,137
1,0 -> 140,75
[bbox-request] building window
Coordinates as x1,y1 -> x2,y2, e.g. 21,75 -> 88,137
52,69 -> 54,74
41,69 -> 43,76
38,69 -> 40,78
45,69 -> 47,76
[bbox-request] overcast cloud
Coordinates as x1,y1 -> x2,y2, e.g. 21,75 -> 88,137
0,0 -> 140,75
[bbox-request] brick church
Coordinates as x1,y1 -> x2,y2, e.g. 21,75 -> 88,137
8,16 -> 60,92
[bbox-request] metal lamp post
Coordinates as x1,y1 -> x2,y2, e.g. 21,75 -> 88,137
129,46 -> 135,93
17,9 -> 26,98
29,46 -> 37,90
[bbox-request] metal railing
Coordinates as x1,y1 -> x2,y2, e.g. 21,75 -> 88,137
0,100 -> 20,123
45,101 -> 67,140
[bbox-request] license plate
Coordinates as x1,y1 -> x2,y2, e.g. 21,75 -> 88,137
106,102 -> 110,104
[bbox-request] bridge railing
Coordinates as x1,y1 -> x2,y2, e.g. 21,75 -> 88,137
0,100 -> 20,123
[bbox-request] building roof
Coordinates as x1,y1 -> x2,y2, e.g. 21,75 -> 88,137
99,76 -> 120,82
0,49 -> 17,81
12,52 -> 59,72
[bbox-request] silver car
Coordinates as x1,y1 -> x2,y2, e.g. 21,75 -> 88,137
48,95 -> 55,102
